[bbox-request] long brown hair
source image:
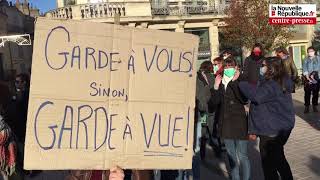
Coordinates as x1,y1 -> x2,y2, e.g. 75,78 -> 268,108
264,57 -> 287,92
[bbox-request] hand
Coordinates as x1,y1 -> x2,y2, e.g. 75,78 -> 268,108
232,69 -> 240,81
214,75 -> 222,89
244,105 -> 249,113
310,74 -> 314,80
306,76 -> 311,82
248,134 -> 257,141
109,166 -> 124,180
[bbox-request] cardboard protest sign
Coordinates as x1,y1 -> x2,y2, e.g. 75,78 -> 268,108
24,18 -> 199,170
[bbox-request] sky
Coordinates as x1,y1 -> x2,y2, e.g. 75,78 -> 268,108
13,0 -> 56,14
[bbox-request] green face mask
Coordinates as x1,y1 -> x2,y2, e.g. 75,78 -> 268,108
224,68 -> 236,78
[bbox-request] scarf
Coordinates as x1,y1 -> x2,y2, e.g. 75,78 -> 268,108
201,71 -> 209,85
0,115 -> 16,176
215,67 -> 224,76
222,75 -> 233,90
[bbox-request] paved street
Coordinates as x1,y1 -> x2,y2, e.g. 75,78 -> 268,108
201,88 -> 320,180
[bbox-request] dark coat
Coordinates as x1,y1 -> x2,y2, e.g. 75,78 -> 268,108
239,79 -> 295,136
209,80 -> 248,140
282,55 -> 298,80
241,54 -> 264,84
8,89 -> 29,143
196,71 -> 214,114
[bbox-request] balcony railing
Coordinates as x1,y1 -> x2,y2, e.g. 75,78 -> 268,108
198,43 -> 211,58
47,2 -> 126,19
151,3 -> 228,16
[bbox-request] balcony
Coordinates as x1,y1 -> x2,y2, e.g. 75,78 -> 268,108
198,43 -> 211,59
47,2 -> 126,20
151,2 -> 228,16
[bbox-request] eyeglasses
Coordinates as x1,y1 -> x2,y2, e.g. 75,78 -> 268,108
15,80 -> 23,84
261,64 -> 267,67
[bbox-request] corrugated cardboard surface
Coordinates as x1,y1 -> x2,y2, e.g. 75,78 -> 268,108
24,18 -> 199,170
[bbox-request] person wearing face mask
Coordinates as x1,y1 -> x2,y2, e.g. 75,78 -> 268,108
275,47 -> 298,93
242,43 -> 265,84
302,46 -> 320,113
210,57 -> 225,157
209,57 -> 250,180
239,57 -> 295,180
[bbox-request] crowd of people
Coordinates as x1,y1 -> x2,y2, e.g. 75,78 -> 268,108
195,44 -> 320,180
0,44 -> 319,180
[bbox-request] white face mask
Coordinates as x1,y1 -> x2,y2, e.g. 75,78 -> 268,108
260,66 -> 267,76
308,51 -> 315,57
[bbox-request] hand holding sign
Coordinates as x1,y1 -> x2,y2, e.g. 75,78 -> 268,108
109,166 -> 124,180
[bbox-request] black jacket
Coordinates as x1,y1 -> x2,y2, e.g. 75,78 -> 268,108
239,78 -> 295,136
209,80 -> 248,140
241,54 -> 264,84
195,71 -> 214,115
8,89 -> 29,143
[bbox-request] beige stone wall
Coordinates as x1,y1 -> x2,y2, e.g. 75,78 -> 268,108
125,2 -> 152,17
57,0 -> 64,8
51,0 -> 222,61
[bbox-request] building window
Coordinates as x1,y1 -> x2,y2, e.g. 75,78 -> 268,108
301,45 -> 306,65
313,23 -> 320,55
159,29 -> 175,32
221,0 -> 231,4
185,28 -> 211,60
293,46 -> 302,71
65,0 -> 76,6
152,0 -> 168,7
218,31 -> 243,65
